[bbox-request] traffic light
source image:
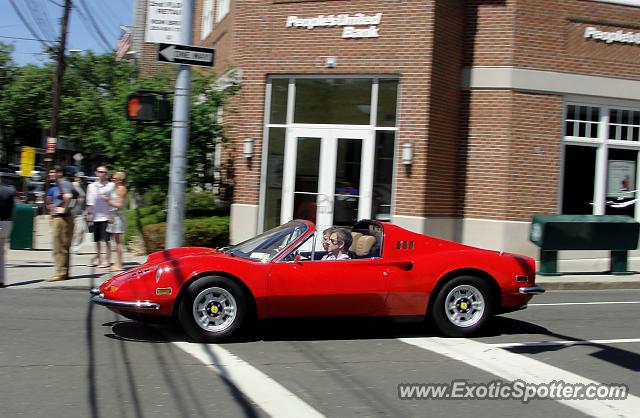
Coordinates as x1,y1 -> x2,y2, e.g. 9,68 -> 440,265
126,93 -> 171,122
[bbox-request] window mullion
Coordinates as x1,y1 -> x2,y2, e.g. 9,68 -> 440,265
593,107 -> 609,215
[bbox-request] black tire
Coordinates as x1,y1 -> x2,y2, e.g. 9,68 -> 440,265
178,276 -> 248,343
431,275 -> 494,337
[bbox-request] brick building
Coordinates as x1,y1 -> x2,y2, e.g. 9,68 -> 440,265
136,0 -> 640,258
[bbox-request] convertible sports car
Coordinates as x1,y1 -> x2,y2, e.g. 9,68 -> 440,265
90,219 -> 544,342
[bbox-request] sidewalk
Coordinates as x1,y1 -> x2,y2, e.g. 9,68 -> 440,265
3,216 -> 147,290
3,216 -> 640,291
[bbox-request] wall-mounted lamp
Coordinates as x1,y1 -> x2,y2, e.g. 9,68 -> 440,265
324,56 -> 337,68
402,143 -> 413,165
243,137 -> 254,159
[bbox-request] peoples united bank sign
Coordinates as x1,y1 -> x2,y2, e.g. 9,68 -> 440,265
286,13 -> 383,39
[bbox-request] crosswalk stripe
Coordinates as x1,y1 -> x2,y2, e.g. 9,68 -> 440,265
400,337 -> 640,417
173,342 -> 326,418
490,338 -> 640,348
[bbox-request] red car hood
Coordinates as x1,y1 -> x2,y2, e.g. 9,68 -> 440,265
145,246 -> 218,265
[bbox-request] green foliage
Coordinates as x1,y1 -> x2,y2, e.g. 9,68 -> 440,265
0,49 -> 239,194
0,64 -> 53,136
124,205 -> 167,245
185,191 -> 228,217
142,216 -> 229,253
141,223 -> 166,254
0,43 -> 16,90
141,186 -> 168,206
183,216 -> 230,248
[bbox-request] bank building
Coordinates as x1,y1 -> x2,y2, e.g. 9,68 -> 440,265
132,0 -> 640,261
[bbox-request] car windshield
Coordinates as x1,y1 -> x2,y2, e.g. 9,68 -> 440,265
221,220 -> 310,262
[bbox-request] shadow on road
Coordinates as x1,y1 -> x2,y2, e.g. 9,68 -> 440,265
106,315 -> 549,344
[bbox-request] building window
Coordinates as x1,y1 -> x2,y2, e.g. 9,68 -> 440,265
263,128 -> 286,230
201,0 -> 214,39
372,131 -> 395,221
216,0 -> 230,22
294,78 -> 373,125
261,77 -> 399,231
562,102 -> 640,218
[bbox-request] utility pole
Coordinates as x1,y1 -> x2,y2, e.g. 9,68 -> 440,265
165,0 -> 193,248
47,0 -> 72,176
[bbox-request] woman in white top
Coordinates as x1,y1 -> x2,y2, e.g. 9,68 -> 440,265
106,172 -> 127,271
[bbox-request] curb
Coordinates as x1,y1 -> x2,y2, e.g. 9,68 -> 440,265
538,281 -> 640,290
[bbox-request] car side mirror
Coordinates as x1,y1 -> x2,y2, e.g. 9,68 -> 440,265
294,254 -> 303,264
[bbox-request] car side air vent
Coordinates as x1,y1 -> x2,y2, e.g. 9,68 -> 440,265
396,240 -> 415,250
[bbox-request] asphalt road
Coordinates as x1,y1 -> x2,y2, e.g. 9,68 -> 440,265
0,288 -> 638,418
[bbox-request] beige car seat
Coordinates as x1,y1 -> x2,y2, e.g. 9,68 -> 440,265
354,235 -> 376,257
349,232 -> 362,252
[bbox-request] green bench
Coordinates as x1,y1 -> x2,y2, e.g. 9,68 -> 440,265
529,215 -> 639,275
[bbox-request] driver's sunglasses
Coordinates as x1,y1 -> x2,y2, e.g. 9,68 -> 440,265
330,239 -> 342,245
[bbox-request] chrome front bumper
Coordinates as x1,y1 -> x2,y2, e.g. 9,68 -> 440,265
519,285 -> 546,295
90,288 -> 160,310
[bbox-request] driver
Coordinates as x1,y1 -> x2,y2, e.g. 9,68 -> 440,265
321,228 -> 352,260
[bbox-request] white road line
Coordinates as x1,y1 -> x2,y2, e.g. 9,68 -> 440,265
490,338 -> 640,348
400,337 -> 640,417
530,301 -> 640,306
173,342 -> 326,418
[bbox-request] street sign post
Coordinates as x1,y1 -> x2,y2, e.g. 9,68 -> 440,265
157,43 -> 215,67
20,146 -> 35,178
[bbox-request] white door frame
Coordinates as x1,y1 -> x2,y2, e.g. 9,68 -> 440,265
281,126 -> 375,228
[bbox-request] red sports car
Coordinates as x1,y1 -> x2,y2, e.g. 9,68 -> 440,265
90,219 -> 544,342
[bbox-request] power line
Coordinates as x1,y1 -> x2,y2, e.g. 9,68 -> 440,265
44,0 -> 64,6
27,0 -> 58,42
75,0 -> 114,51
37,0 -> 62,39
93,1 -> 123,38
8,0 -> 52,48
15,0 -> 51,43
0,35 -> 55,42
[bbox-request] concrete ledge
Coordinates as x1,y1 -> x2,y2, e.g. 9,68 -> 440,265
536,274 -> 640,290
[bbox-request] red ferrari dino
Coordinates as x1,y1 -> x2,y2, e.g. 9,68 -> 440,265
90,219 -> 544,342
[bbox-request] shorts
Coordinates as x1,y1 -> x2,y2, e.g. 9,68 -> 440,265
93,221 -> 110,242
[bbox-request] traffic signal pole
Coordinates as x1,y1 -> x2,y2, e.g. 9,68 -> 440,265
165,0 -> 193,248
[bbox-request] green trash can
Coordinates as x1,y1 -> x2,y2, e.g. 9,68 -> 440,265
10,203 -> 37,249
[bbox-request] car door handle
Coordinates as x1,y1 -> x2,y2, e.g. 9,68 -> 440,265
387,261 -> 413,271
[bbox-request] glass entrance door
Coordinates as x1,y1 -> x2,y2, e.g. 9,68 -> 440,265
281,127 -> 374,231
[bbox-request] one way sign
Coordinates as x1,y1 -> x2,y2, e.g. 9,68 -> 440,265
157,43 -> 215,67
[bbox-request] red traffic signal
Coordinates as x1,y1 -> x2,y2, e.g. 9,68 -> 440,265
126,93 -> 171,122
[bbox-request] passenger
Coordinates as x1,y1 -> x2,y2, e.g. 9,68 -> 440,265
321,227 -> 352,260
321,226 -> 337,251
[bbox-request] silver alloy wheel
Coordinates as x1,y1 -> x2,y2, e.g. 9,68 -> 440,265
192,286 -> 237,332
444,284 -> 485,328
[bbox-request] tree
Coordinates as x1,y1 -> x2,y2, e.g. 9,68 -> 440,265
0,43 -> 16,90
0,49 -> 239,195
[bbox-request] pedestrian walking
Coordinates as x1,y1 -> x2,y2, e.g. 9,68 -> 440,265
49,166 -> 78,282
85,165 -> 114,268
106,171 -> 127,272
71,172 -> 87,254
0,176 -> 15,288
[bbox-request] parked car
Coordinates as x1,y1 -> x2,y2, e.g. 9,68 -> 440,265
90,219 -> 544,342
